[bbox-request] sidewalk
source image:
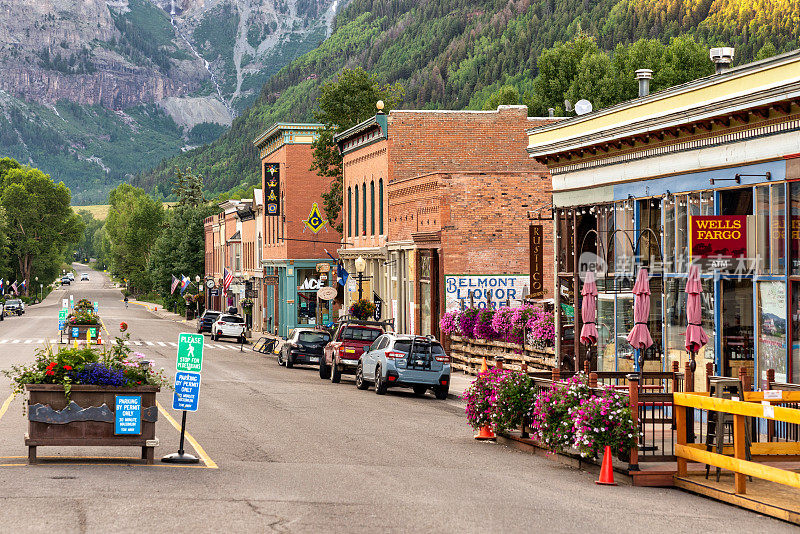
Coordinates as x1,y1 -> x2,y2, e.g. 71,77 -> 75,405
449,370 -> 473,401
129,300 -> 193,326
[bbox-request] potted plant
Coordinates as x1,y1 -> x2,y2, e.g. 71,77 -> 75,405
349,299 -> 375,321
2,339 -> 170,464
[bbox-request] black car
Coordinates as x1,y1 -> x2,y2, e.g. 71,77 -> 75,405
60,276 -> 71,285
197,310 -> 222,334
279,328 -> 331,368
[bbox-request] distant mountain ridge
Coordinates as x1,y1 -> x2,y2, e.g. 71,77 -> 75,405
0,0 -> 343,203
134,0 -> 800,200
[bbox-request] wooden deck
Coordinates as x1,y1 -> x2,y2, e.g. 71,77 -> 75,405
675,468 -> 800,525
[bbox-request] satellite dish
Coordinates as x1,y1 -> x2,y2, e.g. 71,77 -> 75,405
575,99 -> 593,115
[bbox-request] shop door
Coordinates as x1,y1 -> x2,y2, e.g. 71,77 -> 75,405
721,279 -> 754,379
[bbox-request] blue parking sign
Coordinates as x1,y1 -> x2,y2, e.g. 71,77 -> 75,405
115,395 -> 141,435
173,371 -> 201,412
71,327 -> 79,338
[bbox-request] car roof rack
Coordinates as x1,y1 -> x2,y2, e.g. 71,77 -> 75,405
336,315 -> 394,330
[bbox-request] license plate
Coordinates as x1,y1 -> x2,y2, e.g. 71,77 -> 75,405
415,360 -> 424,366
310,357 -> 319,362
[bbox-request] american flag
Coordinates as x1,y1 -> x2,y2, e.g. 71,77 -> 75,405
170,275 -> 180,294
223,268 -> 233,292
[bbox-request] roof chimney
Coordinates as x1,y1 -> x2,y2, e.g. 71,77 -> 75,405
635,69 -> 653,97
548,108 -> 555,118
710,47 -> 735,74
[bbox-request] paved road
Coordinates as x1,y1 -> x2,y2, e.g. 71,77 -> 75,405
0,264 -> 791,533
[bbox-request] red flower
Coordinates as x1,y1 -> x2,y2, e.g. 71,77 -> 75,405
46,362 -> 56,371
136,381 -> 141,385
63,365 -> 72,371
45,370 -> 55,376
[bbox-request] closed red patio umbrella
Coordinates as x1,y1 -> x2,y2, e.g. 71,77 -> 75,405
684,264 -> 708,368
580,271 -> 599,346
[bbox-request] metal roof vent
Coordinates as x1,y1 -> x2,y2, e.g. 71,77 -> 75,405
635,69 -> 653,97
710,47 -> 735,74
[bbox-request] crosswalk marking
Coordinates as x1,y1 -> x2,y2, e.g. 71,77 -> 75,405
124,341 -> 131,345
0,337 -> 258,348
0,339 -> 8,344
24,339 -> 33,344
168,342 -> 177,347
36,339 -> 43,344
11,340 -> 20,344
157,342 -> 167,347
145,341 -> 154,346
133,341 -> 142,346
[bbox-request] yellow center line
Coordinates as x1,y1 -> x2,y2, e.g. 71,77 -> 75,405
156,401 -> 218,469
0,393 -> 15,423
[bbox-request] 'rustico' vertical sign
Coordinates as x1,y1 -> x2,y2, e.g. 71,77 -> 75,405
529,224 -> 544,299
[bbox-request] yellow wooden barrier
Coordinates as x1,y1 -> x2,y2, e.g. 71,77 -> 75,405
674,392 -> 800,495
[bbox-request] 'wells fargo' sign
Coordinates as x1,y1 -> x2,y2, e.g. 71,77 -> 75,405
690,215 -> 750,271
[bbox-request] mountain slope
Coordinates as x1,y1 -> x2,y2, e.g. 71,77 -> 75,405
135,0 -> 800,199
0,0 -> 343,203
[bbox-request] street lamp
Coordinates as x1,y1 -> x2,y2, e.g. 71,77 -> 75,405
354,256 -> 367,301
34,276 -> 39,301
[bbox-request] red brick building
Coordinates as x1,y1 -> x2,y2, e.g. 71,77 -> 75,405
253,122 -> 342,336
335,105 -> 555,336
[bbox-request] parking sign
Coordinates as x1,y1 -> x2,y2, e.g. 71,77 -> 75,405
176,332 -> 204,373
173,372 -> 201,411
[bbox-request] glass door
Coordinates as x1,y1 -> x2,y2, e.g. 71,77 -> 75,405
721,279 -> 754,379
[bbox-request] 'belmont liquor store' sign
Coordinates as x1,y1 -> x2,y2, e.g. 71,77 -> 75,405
690,215 -> 754,271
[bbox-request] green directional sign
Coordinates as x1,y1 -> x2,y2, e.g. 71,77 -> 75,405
176,332 -> 204,373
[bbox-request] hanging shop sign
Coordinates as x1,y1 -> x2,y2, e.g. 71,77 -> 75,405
264,275 -> 280,285
245,289 -> 259,298
529,225 -> 545,299
303,203 -> 328,234
690,215 -> 754,272
265,163 -> 281,216
317,286 -> 337,301
316,262 -> 330,273
445,275 -> 530,311
373,292 -> 383,321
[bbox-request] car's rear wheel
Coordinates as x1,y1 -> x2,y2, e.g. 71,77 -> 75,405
355,363 -> 369,390
285,353 -> 294,368
434,385 -> 449,400
412,385 -> 428,396
330,360 -> 341,383
319,359 -> 331,379
277,351 -> 284,366
375,366 -> 387,395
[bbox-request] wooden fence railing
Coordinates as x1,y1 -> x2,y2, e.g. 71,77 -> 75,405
674,391 -> 800,494
448,335 -> 555,374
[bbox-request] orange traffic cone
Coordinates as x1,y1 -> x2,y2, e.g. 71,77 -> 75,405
97,333 -> 102,345
596,445 -> 617,485
480,357 -> 488,373
474,425 -> 496,441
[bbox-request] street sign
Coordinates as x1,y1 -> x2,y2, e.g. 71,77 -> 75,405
173,372 -> 201,411
176,332 -> 204,373
61,299 -> 68,310
89,327 -> 97,338
93,301 -> 99,313
71,327 -> 79,338
115,395 -> 142,435
58,310 -> 67,330
317,286 -> 337,301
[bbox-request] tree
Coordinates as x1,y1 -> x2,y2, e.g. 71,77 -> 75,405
171,167 -> 206,208
756,42 -> 778,61
75,210 -> 103,262
481,85 -> 521,110
532,35 -> 600,115
104,183 -> 165,294
0,161 -> 84,294
311,67 -> 404,233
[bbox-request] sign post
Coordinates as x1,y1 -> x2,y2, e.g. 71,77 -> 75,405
162,332 -> 204,464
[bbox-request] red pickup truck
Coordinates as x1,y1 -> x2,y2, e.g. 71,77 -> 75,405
320,318 -> 388,383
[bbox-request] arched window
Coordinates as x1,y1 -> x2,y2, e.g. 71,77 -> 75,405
354,185 -> 359,237
347,187 -> 352,237
378,178 -> 384,235
370,181 -> 375,236
362,183 -> 367,235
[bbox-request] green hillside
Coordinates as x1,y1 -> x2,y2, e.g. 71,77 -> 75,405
134,0 -> 800,199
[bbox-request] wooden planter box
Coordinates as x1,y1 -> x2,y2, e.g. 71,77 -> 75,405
448,335 -> 557,375
61,324 -> 100,341
24,384 -> 160,464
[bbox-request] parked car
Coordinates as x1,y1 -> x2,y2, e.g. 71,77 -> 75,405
321,318 -> 388,383
279,328 -> 331,368
211,314 -> 246,343
197,310 -> 222,334
4,299 -> 24,316
66,272 -> 75,281
60,276 -> 71,285
80,273 -> 89,281
356,334 -> 450,399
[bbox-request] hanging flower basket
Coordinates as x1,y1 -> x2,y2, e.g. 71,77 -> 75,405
349,299 -> 375,320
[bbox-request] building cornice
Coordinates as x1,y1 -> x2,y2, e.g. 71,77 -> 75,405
253,122 -> 323,159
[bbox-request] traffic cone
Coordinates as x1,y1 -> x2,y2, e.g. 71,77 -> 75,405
474,425 -> 496,440
596,445 -> 617,485
480,357 -> 488,374
97,333 -> 102,345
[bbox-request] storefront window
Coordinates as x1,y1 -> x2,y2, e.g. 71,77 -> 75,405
557,210 -> 574,273
664,196 -> 675,273
675,195 -> 688,273
615,201 -> 634,274
638,199 -> 661,269
615,279 -> 635,372
756,185 -> 770,273
792,282 -> 800,383
791,182 -> 800,274
666,278 -> 715,389
758,281 -> 787,385
296,268 -> 322,325
771,183 -> 786,275
701,191 -> 714,216
597,205 -> 614,273
596,278 -> 615,372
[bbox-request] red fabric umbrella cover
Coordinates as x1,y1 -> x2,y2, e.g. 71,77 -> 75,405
684,265 -> 708,353
580,271 -> 598,345
627,268 -> 653,349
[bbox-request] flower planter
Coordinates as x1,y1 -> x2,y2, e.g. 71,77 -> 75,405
24,384 -> 159,464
